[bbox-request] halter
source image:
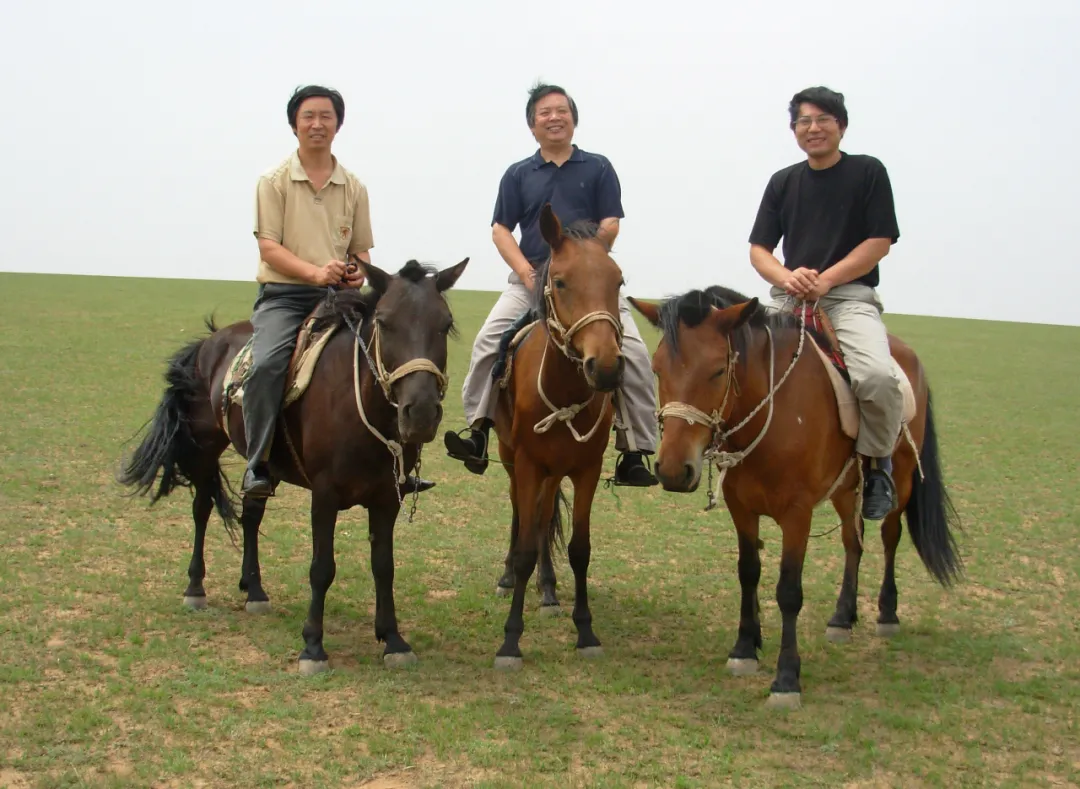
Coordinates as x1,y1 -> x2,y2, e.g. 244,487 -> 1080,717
656,306 -> 810,509
532,267 -> 625,442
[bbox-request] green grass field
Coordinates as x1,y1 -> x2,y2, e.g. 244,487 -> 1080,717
1,271 -> 1078,789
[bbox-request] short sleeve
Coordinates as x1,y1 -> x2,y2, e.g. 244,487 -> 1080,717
491,167 -> 524,231
253,176 -> 284,243
594,158 -> 625,220
349,182 -> 375,254
747,178 -> 782,250
864,159 -> 900,243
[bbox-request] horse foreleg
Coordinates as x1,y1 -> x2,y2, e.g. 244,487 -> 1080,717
370,499 -> 416,667
826,485 -> 864,643
238,496 -> 271,613
298,489 -> 339,676
496,439 -> 517,597
767,510 -> 811,710
568,465 -> 602,655
494,455 -> 544,670
725,497 -> 762,676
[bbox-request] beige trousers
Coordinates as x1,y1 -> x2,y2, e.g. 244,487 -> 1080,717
770,283 -> 904,458
462,271 -> 657,454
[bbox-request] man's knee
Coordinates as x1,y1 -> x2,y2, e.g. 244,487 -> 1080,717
850,361 -> 901,404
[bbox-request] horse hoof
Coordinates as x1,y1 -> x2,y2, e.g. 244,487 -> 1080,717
876,622 -> 901,638
298,659 -> 329,676
245,600 -> 271,614
183,595 -> 207,610
577,646 -> 604,659
538,604 -> 561,617
494,656 -> 523,671
825,626 -> 852,644
726,658 -> 758,676
384,651 -> 418,669
765,692 -> 802,710
495,585 -> 513,598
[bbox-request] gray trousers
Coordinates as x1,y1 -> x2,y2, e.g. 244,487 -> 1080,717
770,283 -> 904,458
244,283 -> 325,470
462,271 -> 657,454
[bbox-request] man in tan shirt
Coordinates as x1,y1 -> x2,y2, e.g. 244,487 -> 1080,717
244,84 -> 432,497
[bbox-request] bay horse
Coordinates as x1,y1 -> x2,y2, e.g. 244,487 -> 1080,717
118,258 -> 468,673
628,285 -> 961,708
489,204 -> 626,669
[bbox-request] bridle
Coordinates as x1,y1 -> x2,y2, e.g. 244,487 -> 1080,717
656,305 -> 810,509
532,266 -> 625,442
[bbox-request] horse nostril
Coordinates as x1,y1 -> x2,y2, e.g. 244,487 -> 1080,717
683,463 -> 695,486
584,357 -> 597,379
616,355 -> 625,378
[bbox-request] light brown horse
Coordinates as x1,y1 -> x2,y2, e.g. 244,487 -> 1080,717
629,285 -> 961,708
490,204 -> 626,669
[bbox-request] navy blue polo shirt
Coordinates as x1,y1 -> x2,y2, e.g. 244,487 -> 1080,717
491,145 -> 625,266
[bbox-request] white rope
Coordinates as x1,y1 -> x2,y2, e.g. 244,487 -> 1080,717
532,342 -> 611,442
353,333 -> 407,485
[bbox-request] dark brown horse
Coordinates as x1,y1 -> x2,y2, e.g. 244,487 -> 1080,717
629,285 -> 961,707
490,204 -> 625,669
119,258 -> 468,673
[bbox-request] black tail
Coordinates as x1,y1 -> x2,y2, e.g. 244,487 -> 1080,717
905,387 -> 962,586
118,325 -> 238,529
548,485 -> 569,556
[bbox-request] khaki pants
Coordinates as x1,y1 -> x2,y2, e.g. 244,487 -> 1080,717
770,283 -> 903,458
462,271 -> 657,454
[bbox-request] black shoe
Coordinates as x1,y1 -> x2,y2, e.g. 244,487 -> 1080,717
400,475 -> 436,495
443,427 -> 489,475
862,468 -> 897,521
242,466 -> 274,498
613,452 -> 658,487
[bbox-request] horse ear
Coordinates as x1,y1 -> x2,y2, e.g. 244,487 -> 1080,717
709,298 -> 759,332
435,257 -> 469,292
627,296 -> 661,328
539,203 -> 564,251
356,259 -> 390,294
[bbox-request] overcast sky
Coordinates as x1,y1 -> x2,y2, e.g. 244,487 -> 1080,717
2,0 -> 1076,326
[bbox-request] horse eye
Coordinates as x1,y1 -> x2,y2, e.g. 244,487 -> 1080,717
712,367 -> 726,380
553,279 -> 567,290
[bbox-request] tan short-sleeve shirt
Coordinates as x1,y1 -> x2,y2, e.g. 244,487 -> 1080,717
253,151 -> 374,285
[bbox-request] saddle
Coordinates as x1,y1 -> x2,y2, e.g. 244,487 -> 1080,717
792,303 -> 916,441
491,309 -> 540,389
222,301 -> 342,418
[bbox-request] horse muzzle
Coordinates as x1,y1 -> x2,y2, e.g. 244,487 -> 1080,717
656,450 -> 703,493
583,354 -> 625,393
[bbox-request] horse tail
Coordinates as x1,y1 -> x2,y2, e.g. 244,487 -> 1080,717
904,386 -> 962,586
118,327 -> 238,528
547,484 -> 569,555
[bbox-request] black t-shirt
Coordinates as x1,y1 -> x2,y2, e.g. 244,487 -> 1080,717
748,152 -> 900,288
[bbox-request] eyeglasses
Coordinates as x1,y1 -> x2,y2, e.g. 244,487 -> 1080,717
794,114 -> 838,130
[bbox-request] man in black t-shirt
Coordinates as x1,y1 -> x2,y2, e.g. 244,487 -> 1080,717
748,86 -> 903,521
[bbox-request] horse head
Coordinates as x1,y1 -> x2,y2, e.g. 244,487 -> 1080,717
629,291 -> 757,492
538,204 -> 625,392
356,257 -> 469,445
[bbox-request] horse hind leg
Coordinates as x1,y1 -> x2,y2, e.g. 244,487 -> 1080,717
183,438 -> 235,610
877,436 -> 917,637
536,492 -> 561,615
826,484 -> 864,643
238,496 -> 271,613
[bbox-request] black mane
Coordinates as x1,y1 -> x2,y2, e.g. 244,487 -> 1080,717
658,285 -> 809,359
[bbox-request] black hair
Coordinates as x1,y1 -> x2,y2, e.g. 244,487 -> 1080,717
287,85 -> 345,130
788,86 -> 848,129
526,82 -> 579,127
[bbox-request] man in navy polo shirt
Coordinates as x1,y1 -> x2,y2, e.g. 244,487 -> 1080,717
444,82 -> 658,486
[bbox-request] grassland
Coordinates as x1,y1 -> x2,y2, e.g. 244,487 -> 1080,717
0,271 -> 1078,788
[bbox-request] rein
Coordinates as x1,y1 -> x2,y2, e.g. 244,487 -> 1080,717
532,270 -> 624,442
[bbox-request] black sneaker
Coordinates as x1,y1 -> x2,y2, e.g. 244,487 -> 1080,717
400,475 -> 436,495
443,428 -> 489,475
613,452 -> 658,487
241,466 -> 274,498
862,468 -> 897,520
